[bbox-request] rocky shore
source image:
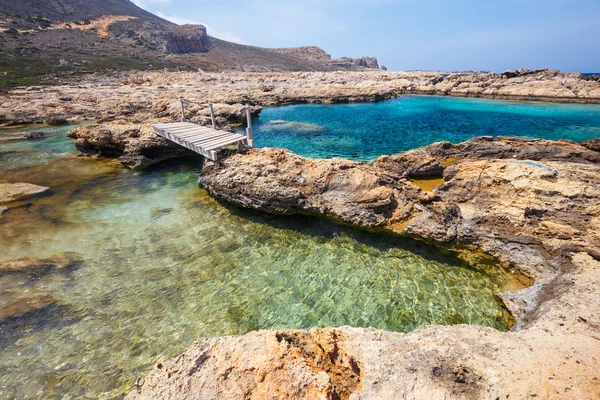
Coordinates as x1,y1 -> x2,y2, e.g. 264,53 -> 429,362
3,68 -> 599,167
130,137 -> 600,399
2,70 -> 600,398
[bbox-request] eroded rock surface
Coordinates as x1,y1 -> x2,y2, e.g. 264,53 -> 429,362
128,329 -> 363,400
2,69 -> 600,167
199,137 -> 600,279
131,137 -> 600,399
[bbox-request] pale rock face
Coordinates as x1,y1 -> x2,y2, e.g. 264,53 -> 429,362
137,23 -> 210,54
0,182 -> 50,204
130,137 -> 600,400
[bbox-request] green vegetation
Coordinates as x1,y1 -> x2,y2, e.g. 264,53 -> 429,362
3,28 -> 20,37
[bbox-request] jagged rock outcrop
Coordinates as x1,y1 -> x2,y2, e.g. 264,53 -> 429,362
272,46 -> 333,62
335,56 -> 379,69
0,254 -> 80,321
272,47 -> 381,70
128,329 -> 364,400
137,23 -> 210,54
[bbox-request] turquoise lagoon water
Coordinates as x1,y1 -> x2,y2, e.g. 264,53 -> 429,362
240,95 -> 600,160
0,123 -> 522,399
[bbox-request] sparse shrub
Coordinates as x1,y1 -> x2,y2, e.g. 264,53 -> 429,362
4,28 -> 20,37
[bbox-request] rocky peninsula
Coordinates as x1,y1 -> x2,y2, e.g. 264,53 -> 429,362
2,69 -> 600,399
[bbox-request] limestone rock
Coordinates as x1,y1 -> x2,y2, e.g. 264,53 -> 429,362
23,131 -> 45,140
0,255 -> 79,276
198,137 -> 600,280
138,23 -> 210,54
0,182 -> 50,204
128,329 -> 363,400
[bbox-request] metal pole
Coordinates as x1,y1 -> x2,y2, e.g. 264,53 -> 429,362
245,104 -> 254,147
209,102 -> 216,130
180,96 -> 186,122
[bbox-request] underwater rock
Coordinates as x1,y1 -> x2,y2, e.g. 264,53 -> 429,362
23,131 -> 45,140
0,182 -> 50,204
0,254 -> 80,322
0,293 -> 57,321
0,254 -> 80,276
268,120 -> 325,132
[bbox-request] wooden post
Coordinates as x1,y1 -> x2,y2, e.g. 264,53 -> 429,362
208,102 -> 216,129
245,104 -> 254,147
180,96 -> 186,122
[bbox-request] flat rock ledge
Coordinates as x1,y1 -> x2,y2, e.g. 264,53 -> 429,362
0,182 -> 50,216
129,137 -> 600,399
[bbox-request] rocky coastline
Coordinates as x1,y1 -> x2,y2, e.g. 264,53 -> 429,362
125,136 -> 600,399
3,68 -> 599,168
2,70 -> 600,398
127,137 -> 600,399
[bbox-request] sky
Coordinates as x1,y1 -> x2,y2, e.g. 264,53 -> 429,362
131,0 -> 600,72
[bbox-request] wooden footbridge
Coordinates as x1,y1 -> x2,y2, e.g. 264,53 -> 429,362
152,98 -> 254,161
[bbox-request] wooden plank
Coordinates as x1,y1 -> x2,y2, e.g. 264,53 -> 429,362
172,130 -> 214,138
155,123 -> 196,130
204,136 -> 248,150
185,131 -> 236,139
158,122 -> 195,127
164,125 -> 210,133
193,134 -> 245,149
176,131 -> 234,141
180,129 -> 227,135
170,127 -> 224,137
191,127 -> 226,134
164,126 -> 209,134
173,128 -> 219,135
186,131 -> 240,143
154,122 -> 194,128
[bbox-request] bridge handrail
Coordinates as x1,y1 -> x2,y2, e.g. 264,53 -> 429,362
178,97 -> 253,147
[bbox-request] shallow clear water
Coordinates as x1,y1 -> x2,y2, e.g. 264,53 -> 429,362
0,123 -> 520,399
240,95 -> 600,160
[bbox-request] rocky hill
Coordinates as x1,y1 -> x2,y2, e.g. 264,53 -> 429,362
0,0 -> 382,87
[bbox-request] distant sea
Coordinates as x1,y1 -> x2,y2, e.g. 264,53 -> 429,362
244,95 -> 600,160
582,73 -> 600,76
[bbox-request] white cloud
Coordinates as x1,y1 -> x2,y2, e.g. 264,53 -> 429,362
202,23 -> 245,44
155,12 -> 244,44
155,11 -> 200,26
132,0 -> 171,8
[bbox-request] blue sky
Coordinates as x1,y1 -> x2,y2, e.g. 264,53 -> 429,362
132,0 -> 600,72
